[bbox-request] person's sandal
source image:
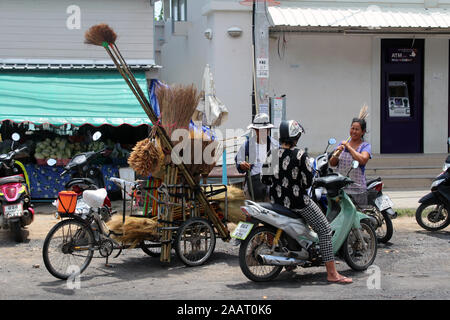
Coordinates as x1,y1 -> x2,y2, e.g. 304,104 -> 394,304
327,276 -> 353,284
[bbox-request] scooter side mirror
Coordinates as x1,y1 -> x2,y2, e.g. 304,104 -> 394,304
11,132 -> 21,150
12,133 -> 20,142
92,131 -> 102,142
47,158 -> 57,167
346,160 -> 360,176
324,138 -> 337,153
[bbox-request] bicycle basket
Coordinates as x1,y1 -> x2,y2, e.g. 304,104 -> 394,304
57,191 -> 78,214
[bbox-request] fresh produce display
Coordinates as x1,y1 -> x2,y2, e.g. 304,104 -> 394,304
33,136 -> 125,165
34,137 -> 76,161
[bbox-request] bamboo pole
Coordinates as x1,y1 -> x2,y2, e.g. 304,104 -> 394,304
160,165 -> 177,263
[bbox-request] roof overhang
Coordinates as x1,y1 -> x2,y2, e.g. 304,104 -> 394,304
268,4 -> 450,34
0,71 -> 153,127
0,59 -> 161,71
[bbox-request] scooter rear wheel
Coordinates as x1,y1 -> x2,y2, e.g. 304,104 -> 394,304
239,226 -> 283,282
415,201 -> 450,231
364,208 -> 393,244
341,220 -> 377,271
10,221 -> 25,243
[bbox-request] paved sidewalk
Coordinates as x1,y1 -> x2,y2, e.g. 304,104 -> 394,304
384,189 -> 428,209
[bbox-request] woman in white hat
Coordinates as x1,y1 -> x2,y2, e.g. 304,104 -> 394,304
235,113 -> 278,201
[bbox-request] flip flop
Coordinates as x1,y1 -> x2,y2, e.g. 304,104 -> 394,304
327,276 -> 353,284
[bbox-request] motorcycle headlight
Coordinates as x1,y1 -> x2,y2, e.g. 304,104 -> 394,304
431,178 -> 444,189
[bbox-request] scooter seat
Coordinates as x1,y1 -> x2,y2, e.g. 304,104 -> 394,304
366,177 -> 381,188
315,174 -> 353,197
0,175 -> 25,185
259,203 -> 303,220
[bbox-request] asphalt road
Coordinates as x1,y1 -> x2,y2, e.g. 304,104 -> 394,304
0,209 -> 449,301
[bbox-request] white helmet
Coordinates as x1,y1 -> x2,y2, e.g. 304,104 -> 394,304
279,120 -> 304,144
247,113 -> 274,130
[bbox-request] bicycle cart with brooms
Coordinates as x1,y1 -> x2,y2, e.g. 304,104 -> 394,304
42,174 -> 231,280
42,24 -> 232,280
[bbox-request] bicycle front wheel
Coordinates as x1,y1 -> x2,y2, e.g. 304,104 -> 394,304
43,219 -> 95,280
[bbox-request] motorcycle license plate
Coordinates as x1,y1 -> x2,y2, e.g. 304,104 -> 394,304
3,203 -> 23,218
231,222 -> 254,240
374,195 -> 394,211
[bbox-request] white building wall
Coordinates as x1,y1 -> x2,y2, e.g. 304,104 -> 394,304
424,37 -> 449,153
269,34 -> 373,152
269,33 -> 449,153
278,0 -> 450,6
0,0 -> 154,61
160,0 -> 209,87
160,0 -> 449,154
160,0 -> 253,132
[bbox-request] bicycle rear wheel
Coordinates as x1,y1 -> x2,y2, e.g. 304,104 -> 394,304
43,219 -> 95,280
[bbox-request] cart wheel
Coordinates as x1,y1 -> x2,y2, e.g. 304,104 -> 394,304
175,217 -> 216,267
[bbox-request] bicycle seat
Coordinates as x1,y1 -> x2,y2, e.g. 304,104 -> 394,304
83,188 -> 107,208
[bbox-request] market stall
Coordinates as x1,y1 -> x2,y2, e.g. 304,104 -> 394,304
0,70 -> 153,200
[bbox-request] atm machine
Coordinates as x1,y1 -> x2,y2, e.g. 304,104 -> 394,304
388,81 -> 411,117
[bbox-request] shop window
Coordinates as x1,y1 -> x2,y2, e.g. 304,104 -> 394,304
171,0 -> 187,21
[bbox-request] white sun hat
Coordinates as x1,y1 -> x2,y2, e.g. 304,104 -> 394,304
247,113 -> 274,130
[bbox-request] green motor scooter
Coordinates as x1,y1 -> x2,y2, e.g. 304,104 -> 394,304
235,160 -> 378,282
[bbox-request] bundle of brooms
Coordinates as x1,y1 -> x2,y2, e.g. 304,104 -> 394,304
127,136 -> 165,178
107,215 -> 160,248
127,83 -> 217,182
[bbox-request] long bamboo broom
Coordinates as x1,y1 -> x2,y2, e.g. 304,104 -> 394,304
84,24 -> 229,240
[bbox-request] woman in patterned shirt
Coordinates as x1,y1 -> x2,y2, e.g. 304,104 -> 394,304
261,120 -> 352,284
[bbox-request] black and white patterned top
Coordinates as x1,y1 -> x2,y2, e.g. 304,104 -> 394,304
261,147 -> 313,210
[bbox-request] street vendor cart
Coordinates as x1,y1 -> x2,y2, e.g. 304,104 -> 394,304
42,173 -> 230,279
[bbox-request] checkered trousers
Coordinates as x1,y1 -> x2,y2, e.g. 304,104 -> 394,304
293,197 -> 334,263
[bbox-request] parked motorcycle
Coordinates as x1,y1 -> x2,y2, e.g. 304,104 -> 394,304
361,177 -> 397,243
0,133 -> 34,242
234,160 -> 377,282
48,131 -> 111,209
309,138 -> 396,243
415,155 -> 450,231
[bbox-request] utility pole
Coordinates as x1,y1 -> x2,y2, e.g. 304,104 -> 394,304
253,0 -> 270,117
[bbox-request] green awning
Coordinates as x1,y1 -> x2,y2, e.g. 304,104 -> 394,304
0,71 -> 152,127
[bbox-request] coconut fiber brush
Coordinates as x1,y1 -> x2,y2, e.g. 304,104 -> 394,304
84,24 -> 229,240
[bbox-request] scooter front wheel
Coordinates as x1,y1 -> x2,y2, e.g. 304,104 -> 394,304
239,226 -> 283,282
341,220 -> 377,271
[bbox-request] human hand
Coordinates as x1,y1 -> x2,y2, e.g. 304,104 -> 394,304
239,161 -> 251,171
340,141 -> 348,149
